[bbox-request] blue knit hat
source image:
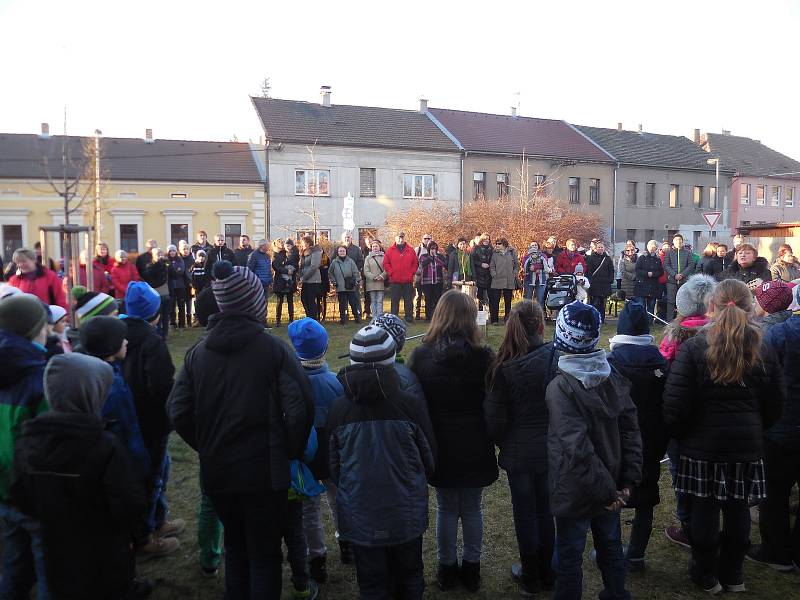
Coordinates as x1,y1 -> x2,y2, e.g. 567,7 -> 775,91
617,301 -> 650,336
125,281 -> 161,320
288,317 -> 329,360
554,301 -> 601,354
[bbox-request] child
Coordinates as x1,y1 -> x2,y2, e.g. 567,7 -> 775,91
574,263 -> 590,303
44,304 -> 70,358
753,279 -> 794,332
69,286 -> 118,350
546,301 -> 642,600
370,312 -> 425,401
191,250 -> 209,293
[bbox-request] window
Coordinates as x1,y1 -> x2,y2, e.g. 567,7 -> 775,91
224,223 -> 242,249
644,229 -> 655,243
756,185 -> 766,206
170,223 -> 189,247
693,231 -> 702,250
669,184 -> 679,208
771,186 -> 781,207
224,192 -> 241,201
473,172 -> 486,199
359,168 -> 376,197
118,191 -> 137,199
1,224 -> 23,263
296,229 -> 331,243
119,224 -> 139,253
534,174 -> 547,197
295,169 -> 331,196
589,179 -> 600,205
741,183 -> 751,204
568,177 -> 580,204
496,173 -> 509,198
403,174 -> 435,199
0,190 -> 20,197
693,186 -> 703,208
171,192 -> 188,199
626,182 -> 637,206
626,229 -> 637,244
710,186 -> 718,210
787,187 -> 795,207
645,183 -> 656,207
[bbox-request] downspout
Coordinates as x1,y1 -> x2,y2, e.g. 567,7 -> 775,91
612,162 -> 619,253
460,151 -> 466,212
264,141 -> 271,239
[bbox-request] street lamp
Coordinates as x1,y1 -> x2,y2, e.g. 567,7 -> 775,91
706,158 -> 724,231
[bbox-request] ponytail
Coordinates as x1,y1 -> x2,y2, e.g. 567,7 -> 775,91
487,300 -> 544,388
706,279 -> 762,384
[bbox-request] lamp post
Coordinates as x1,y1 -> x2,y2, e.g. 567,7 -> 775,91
707,157 -> 723,232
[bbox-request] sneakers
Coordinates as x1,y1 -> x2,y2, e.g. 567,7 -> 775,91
200,565 -> 219,579
665,525 -> 691,549
626,557 -> 647,573
745,544 -> 796,572
153,518 -> 186,539
339,540 -> 354,565
436,563 -> 459,591
722,582 -> 747,593
293,580 -> 319,600
510,562 -> 537,597
460,561 -> 481,592
137,536 -> 180,561
691,574 -> 722,595
309,555 -> 327,584
749,505 -> 760,524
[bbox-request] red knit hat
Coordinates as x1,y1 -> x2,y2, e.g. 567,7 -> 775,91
754,280 -> 793,314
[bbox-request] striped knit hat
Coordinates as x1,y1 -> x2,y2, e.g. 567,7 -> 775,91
211,260 -> 266,319
349,325 -> 396,366
72,287 -> 117,325
554,301 -> 601,354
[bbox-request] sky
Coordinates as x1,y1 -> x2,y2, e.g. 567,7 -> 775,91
1,0 -> 799,163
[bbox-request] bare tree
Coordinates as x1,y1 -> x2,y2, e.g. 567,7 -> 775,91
295,142 -> 326,242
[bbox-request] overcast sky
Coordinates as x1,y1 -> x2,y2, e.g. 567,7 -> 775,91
1,0 -> 798,164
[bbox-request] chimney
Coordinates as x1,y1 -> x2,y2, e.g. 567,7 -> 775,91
693,129 -> 701,144
320,85 -> 331,107
145,128 -> 154,143
638,124 -> 643,134
617,122 -> 622,131
722,129 -> 731,136
40,122 -> 50,138
511,106 -> 517,118
418,98 -> 428,113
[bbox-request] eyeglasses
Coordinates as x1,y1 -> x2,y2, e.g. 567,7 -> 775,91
423,237 -> 431,241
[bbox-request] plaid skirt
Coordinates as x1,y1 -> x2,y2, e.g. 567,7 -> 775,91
675,455 -> 766,502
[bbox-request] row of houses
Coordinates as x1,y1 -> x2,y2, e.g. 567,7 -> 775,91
1,87 -> 799,263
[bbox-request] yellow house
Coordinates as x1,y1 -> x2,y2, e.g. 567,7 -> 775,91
0,128 -> 265,265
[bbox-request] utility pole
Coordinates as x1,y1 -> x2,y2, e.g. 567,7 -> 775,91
264,141 -> 271,239
94,129 -> 102,243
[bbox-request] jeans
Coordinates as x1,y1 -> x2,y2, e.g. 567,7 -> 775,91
337,290 -> 361,323
626,506 -> 654,561
476,285 -> 489,311
283,500 -> 309,592
689,496 -> 749,585
301,283 -> 321,321
589,294 -> 608,324
435,487 -> 484,565
198,491 -> 224,570
524,283 -> 547,307
390,283 -> 414,321
507,469 -> 554,562
760,439 -> 800,564
0,503 -> 50,600
146,450 -> 170,534
488,288 -> 513,323
209,490 -> 288,600
353,535 -> 425,600
422,282 -> 443,321
302,479 -> 339,558
261,284 -> 270,323
635,297 -> 657,325
157,295 -> 170,339
369,289 -> 385,318
171,287 -> 188,327
666,281 -> 681,320
553,511 -> 630,600
275,292 -> 294,324
667,440 -> 692,525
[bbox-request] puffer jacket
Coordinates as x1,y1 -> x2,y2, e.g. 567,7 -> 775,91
206,244 -> 236,275
409,337 -> 498,488
363,251 -> 386,292
770,259 -> 800,282
763,315 -> 800,450
246,248 -> 273,286
272,249 -> 297,294
383,243 -> 419,285
394,362 -> 425,403
586,253 -> 615,297
300,245 -> 323,284
167,255 -> 188,290
555,250 -> 586,275
484,337 -> 559,472
101,362 -> 151,479
659,315 -> 709,364
329,256 -> 360,292
662,331 -> 783,462
618,255 -> 638,298
761,310 -> 793,333
546,350 -> 642,518
723,256 -> 772,285
699,255 -> 724,279
633,252 -> 664,299
471,244 -> 494,288
490,249 -> 518,290
328,363 -> 436,547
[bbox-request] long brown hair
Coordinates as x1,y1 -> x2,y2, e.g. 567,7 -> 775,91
487,300 -> 544,388
424,289 -> 482,348
706,279 -> 762,385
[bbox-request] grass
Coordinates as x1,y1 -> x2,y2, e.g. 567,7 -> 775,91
138,299 -> 800,599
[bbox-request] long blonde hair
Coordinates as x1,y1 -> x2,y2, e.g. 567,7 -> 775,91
706,279 -> 762,384
424,289 -> 483,348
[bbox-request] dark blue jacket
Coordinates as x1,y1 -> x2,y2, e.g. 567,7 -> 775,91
247,249 -> 273,285
764,314 -> 800,450
102,362 -> 151,478
303,363 -> 343,481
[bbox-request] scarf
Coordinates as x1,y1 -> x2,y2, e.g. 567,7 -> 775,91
301,357 -> 326,369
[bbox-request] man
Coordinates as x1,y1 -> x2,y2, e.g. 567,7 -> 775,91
361,235 -> 373,317
383,232 -> 419,323
169,261 -> 314,599
725,233 -> 745,265
233,235 -> 253,268
663,234 -> 696,320
135,239 -> 158,277
341,232 -> 364,271
247,239 -> 273,323
206,234 -> 236,277
414,234 -> 432,319
190,231 -> 213,256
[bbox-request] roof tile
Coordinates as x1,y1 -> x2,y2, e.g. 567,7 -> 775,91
704,133 -> 800,177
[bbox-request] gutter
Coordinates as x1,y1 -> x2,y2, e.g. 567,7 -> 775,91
423,110 -> 466,211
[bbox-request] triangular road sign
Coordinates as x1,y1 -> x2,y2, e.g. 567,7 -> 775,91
703,211 -> 722,229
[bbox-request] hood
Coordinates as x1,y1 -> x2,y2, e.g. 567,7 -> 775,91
121,316 -> 156,345
44,353 -> 114,415
20,412 -> 105,471
663,315 -> 710,345
608,343 -> 667,383
0,330 -> 46,388
608,333 -> 654,351
762,310 -> 793,326
558,349 -> 611,389
337,363 -> 400,405
205,311 -> 267,352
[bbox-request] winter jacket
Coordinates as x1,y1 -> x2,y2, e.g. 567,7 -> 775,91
300,245 -> 323,284
633,252 -> 664,299
771,259 -> 800,282
302,363 -> 344,482
167,255 -> 189,290
484,337 -> 559,472
522,252 -> 552,289
662,331 -> 783,462
142,259 -> 169,295
608,338 -> 668,508
91,258 -> 116,295
489,249 -> 518,290
383,243 -> 419,285
247,248 -> 273,286
328,363 -> 436,547
272,249 -> 298,294
471,244 -> 494,288
663,248 -> 696,284
555,250 -> 587,275
409,338 -> 498,488
329,256 -> 361,292
764,314 -> 800,451
586,253 -> 614,297
363,251 -> 387,292
10,412 -> 146,599
761,310 -> 793,333
420,252 -> 448,286
449,249 -> 474,282
723,256 -> 772,285
190,241 -> 213,256
8,266 -> 68,311
194,286 -> 219,327
206,244 -> 236,275
233,245 -> 253,268
344,243 -> 364,271
546,350 -> 642,518
659,315 -> 709,363
394,362 -> 425,403
658,251 -> 668,284
169,311 -> 314,494
0,331 -> 47,501
618,255 -> 638,298
699,255 -> 724,280
110,261 -> 139,300
190,260 -> 209,293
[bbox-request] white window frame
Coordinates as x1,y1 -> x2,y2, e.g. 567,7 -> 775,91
669,184 -> 679,208
771,186 -> 781,207
589,178 -> 600,205
215,209 -> 249,242
118,191 -> 138,200
709,186 -> 717,210
786,187 -> 795,208
741,183 -> 750,205
109,209 -> 146,255
693,185 -> 703,208
48,209 -> 85,260
756,185 -> 766,206
171,192 -> 189,199
162,209 -> 196,249
359,168 -> 376,198
403,174 -> 435,199
0,209 -> 30,263
224,192 -> 242,201
294,169 -> 331,196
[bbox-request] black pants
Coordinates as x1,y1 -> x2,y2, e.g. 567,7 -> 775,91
689,496 -> 749,586
363,289 -> 371,316
352,535 -> 425,600
589,294 -> 608,324
476,285 -> 489,310
488,288 -> 512,323
337,291 -> 361,323
414,283 -> 424,318
422,283 -> 443,321
184,286 -> 193,325
390,283 -> 414,322
157,296 -> 170,339
283,500 -> 309,592
760,439 -> 800,564
275,292 -> 294,324
301,283 -> 320,321
171,288 -> 188,327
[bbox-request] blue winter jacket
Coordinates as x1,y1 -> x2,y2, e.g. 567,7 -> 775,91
102,362 -> 151,478
764,313 -> 800,450
304,363 -> 344,428
247,249 -> 273,286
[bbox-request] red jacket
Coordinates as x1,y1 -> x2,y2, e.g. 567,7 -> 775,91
658,251 -> 668,284
383,243 -> 419,285
9,266 -> 68,311
555,251 -> 587,275
69,261 -> 115,295
110,261 -> 140,299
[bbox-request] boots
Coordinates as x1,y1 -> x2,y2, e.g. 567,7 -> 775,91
436,563 -> 459,591
339,540 -> 354,564
460,560 -> 481,592
309,555 -> 327,583
511,554 -> 539,596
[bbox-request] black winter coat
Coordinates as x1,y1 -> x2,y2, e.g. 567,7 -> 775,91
168,312 -> 314,494
471,245 -> 494,288
142,259 -> 168,291
168,255 -> 189,290
763,315 -> 800,451
233,246 -> 253,268
206,245 -> 236,275
193,285 -> 219,327
662,331 -> 784,462
409,337 -> 498,488
484,338 -> 559,472
699,255 -> 724,280
723,256 -> 772,285
272,249 -> 298,294
633,252 -> 664,298
586,253 -> 614,297
10,413 -> 147,599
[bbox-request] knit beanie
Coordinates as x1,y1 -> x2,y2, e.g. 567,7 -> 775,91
288,317 -> 328,360
0,294 -> 48,341
754,280 -> 793,314
124,281 -> 161,321
675,274 -> 717,317
72,287 -> 117,324
211,260 -> 266,319
617,301 -> 650,336
370,313 -> 408,352
349,325 -> 396,365
48,305 -> 67,325
79,316 -> 127,359
554,301 -> 601,354
0,283 -> 23,301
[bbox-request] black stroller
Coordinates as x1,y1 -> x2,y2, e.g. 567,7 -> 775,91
545,274 -> 579,315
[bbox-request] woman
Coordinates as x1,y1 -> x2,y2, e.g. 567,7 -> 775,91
178,241 -> 194,326
471,234 -> 493,310
271,238 -> 297,327
408,290 -> 498,592
715,244 -> 732,277
585,241 -> 614,323
420,241 -> 448,321
633,240 -> 664,322
110,250 -> 139,309
166,245 -> 189,329
723,243 -> 771,286
489,238 -> 518,325
523,242 -> 552,307
298,236 -> 322,321
554,239 -> 586,275
7,247 -> 68,310
363,239 -> 387,318
317,245 -> 331,321
770,243 -> 800,282
448,237 -> 474,286
617,240 -> 638,300
141,247 -> 170,339
484,300 -> 556,595
663,279 -> 783,593
699,242 -> 723,279
93,243 -> 116,296
329,245 -> 361,324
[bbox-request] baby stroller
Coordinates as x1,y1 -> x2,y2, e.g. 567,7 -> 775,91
545,274 -> 579,314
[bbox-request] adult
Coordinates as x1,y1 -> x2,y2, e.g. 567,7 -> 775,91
93,242 -> 116,296
543,236 -> 563,263
272,239 -> 297,327
178,241 -> 194,326
522,242 -> 552,307
633,240 -> 664,322
413,234 -> 432,320
361,235 -> 374,318
341,232 -> 364,271
656,241 -> 671,321
329,245 -> 361,324
111,250 -> 140,307
298,236 -> 322,321
206,234 -> 236,276
247,239 -> 273,322
554,239 -> 586,275
419,241 -> 448,321
770,243 -> 800,282
489,238 -> 518,325
190,231 -> 213,256
141,248 -> 171,339
233,234 -> 253,268
724,233 -> 745,265
664,234 -> 697,321
448,237 -> 474,285
471,234 -> 493,311
8,247 -> 68,311
362,240 -> 387,318
699,242 -> 724,280
169,261 -> 314,599
166,245 -> 189,329
585,241 -> 614,324
617,241 -> 638,300
383,232 -> 419,323
723,243 -> 771,286
715,244 -> 732,278
135,239 -> 158,278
